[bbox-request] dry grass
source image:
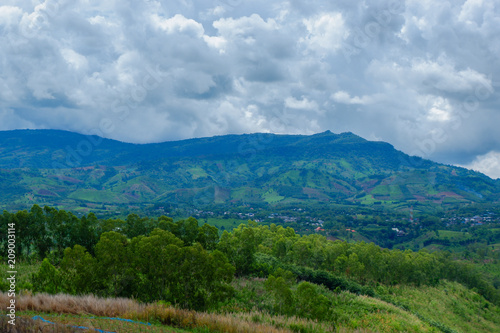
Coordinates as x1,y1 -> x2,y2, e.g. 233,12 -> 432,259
1,292 -> 323,333
1,291 -> 143,318
132,306 -> 343,333
0,315 -> 83,332
5,314 -> 187,333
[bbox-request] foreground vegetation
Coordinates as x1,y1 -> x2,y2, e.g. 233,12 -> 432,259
1,206 -> 500,332
2,279 -> 499,333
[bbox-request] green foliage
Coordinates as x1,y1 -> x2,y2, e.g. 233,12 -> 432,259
132,232 -> 235,310
32,258 -> 62,294
238,222 -> 500,305
8,206 -> 500,308
6,204 -> 500,332
94,231 -> 135,297
132,228 -> 184,301
59,245 -> 95,294
217,223 -> 258,276
30,225 -> 235,311
70,213 -> 99,255
295,282 -> 331,321
265,274 -> 294,315
196,223 -> 219,250
272,268 -> 296,284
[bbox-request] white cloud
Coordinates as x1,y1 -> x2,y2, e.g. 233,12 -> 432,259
459,0 -> 486,26
203,35 -> 227,53
61,49 -> 88,71
302,12 -> 346,54
152,14 -> 205,38
331,91 -> 375,105
0,5 -> 22,25
213,14 -> 278,39
462,151 -> 500,179
285,96 -> 318,110
205,6 -> 226,18
410,59 -> 492,93
367,58 -> 493,94
424,96 -> 452,122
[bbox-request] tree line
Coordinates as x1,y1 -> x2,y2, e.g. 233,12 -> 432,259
1,205 -> 499,310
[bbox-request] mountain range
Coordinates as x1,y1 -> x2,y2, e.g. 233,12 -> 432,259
0,129 -> 498,213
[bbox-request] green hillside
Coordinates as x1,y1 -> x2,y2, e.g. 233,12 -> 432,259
0,130 -> 499,212
1,209 -> 499,332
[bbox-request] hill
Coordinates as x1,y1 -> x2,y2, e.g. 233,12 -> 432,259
0,129 -> 499,212
2,279 -> 500,333
1,212 -> 499,332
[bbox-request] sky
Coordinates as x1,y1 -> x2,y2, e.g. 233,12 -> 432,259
0,0 -> 499,179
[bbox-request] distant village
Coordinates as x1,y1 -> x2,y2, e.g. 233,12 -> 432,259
443,212 -> 497,227
186,207 -> 499,236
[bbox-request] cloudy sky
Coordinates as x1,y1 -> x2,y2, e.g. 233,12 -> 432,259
0,0 -> 499,178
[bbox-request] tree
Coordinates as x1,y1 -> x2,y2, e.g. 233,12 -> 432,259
218,225 -> 257,276
265,274 -> 293,315
346,253 -> 365,278
32,258 -> 62,294
94,231 -> 133,297
132,229 -> 184,301
100,218 -> 125,233
295,282 -> 330,320
291,239 -> 312,267
59,245 -> 96,294
169,243 -> 234,310
30,205 -> 52,258
206,250 -> 235,306
196,223 -> 219,250
124,214 -> 149,238
69,213 -> 99,254
158,216 -> 175,232
12,210 -> 31,257
176,217 -> 200,245
131,228 -> 234,309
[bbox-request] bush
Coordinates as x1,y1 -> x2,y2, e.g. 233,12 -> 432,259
32,258 -> 62,294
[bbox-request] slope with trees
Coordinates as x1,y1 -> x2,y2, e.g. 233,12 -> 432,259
1,206 -> 500,332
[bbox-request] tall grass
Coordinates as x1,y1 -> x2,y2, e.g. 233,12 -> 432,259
0,292 -> 140,317
383,281 -> 500,333
0,292 -> 343,333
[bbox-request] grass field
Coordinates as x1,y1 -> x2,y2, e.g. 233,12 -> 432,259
262,189 -> 285,203
437,230 -> 472,241
2,275 -> 500,333
201,217 -> 246,232
68,189 -> 121,203
0,261 -> 40,291
0,293 -> 296,333
384,280 -> 500,333
7,312 -> 192,332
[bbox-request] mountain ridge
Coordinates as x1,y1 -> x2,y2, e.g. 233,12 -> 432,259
0,129 -> 391,168
0,129 -> 498,212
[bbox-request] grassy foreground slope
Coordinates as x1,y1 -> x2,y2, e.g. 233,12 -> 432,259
383,281 -> 500,333
1,312 -> 191,332
227,277 -> 500,333
0,290 -> 444,333
2,276 -> 500,333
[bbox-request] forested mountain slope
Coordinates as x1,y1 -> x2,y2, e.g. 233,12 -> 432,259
0,129 -> 498,211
